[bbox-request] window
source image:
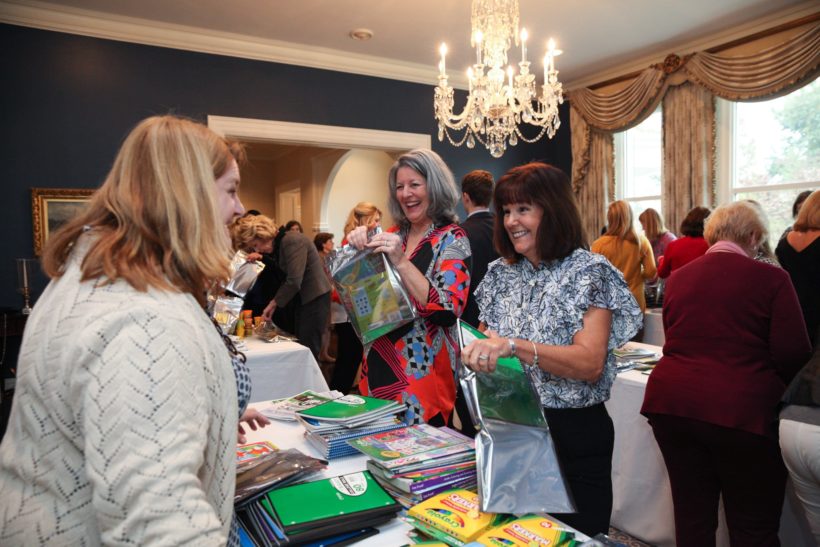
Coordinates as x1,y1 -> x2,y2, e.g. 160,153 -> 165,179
716,78 -> 819,236
614,107 -> 663,219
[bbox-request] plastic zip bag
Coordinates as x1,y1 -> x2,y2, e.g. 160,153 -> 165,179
325,228 -> 417,344
225,250 -> 265,298
457,319 -> 575,515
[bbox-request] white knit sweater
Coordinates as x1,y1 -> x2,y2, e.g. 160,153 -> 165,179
0,247 -> 237,545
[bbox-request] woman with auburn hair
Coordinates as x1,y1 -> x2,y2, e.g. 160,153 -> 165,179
642,201 -> 811,546
592,200 -> 656,312
347,149 -> 470,426
777,189 -> 820,348
657,206 -> 711,278
462,163 -> 642,536
638,207 -> 676,268
0,116 -> 243,544
329,202 -> 382,393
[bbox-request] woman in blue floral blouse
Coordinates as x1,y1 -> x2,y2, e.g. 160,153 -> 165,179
462,162 -> 642,536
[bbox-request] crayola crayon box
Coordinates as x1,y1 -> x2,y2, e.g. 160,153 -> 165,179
473,514 -> 578,546
407,489 -> 503,545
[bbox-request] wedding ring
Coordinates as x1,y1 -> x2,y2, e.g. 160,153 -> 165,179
478,354 -> 489,361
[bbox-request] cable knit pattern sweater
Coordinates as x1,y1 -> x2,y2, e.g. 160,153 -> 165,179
0,245 -> 237,545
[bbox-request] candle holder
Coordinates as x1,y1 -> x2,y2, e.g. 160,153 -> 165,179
16,258 -> 36,315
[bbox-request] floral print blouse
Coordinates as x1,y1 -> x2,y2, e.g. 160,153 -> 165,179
476,248 -> 642,409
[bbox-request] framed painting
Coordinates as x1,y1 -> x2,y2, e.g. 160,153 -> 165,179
31,187 -> 95,255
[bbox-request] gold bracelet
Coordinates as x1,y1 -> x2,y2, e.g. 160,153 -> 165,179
530,340 -> 539,367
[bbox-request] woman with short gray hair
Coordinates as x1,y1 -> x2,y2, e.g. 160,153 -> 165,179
347,148 -> 471,425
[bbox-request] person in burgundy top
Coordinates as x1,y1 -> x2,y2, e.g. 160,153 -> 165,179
656,206 -> 710,279
641,201 -> 811,547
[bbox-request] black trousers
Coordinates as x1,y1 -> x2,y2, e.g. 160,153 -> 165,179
295,292 -> 330,363
543,403 -> 615,537
647,413 -> 787,547
329,322 -> 363,394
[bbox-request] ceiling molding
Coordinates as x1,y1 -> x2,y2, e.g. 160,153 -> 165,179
208,116 -> 431,151
565,1 -> 820,90
0,0 -> 470,89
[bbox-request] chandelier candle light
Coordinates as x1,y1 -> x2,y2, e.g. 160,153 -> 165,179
434,0 -> 563,158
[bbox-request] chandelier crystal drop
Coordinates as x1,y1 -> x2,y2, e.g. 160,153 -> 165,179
434,0 -> 564,158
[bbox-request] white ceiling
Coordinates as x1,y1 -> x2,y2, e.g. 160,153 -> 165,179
3,0 -> 817,88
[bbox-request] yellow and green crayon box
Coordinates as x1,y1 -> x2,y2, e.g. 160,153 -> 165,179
473,514 -> 577,546
408,489 -> 498,544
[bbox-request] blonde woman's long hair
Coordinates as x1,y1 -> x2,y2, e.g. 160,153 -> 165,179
638,208 -> 667,242
605,200 -> 639,244
343,202 -> 382,236
42,115 -> 236,305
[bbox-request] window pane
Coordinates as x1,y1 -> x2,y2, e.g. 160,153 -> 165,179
734,187 -> 814,239
734,78 -> 820,188
626,199 -> 662,220
623,109 -> 662,198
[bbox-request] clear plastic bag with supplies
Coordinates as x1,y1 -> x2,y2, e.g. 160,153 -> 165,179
325,227 -> 417,345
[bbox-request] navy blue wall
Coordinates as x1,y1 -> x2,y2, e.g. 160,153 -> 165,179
0,23 -> 571,309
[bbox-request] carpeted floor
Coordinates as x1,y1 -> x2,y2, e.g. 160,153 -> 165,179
607,527 -> 654,546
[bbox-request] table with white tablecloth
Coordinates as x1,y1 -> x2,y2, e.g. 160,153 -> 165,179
606,342 -> 814,547
242,337 -> 328,403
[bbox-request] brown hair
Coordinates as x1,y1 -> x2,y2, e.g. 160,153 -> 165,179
604,200 -> 638,244
461,170 -> 494,207
493,163 -> 585,263
794,190 -> 820,232
314,232 -> 334,252
680,206 -> 711,237
42,115 -> 236,305
638,208 -> 668,241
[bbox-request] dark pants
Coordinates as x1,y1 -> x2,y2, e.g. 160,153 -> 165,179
647,413 -> 787,547
544,403 -> 614,537
329,322 -> 363,394
295,292 -> 330,363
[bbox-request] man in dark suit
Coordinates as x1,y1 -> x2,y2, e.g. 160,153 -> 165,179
456,170 -> 498,437
459,170 -> 498,327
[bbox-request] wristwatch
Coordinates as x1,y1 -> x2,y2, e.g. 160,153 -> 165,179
508,338 -> 517,357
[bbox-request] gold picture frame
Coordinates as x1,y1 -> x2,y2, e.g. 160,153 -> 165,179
31,187 -> 95,255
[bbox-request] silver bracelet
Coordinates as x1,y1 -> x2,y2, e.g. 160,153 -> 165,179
530,340 -> 539,367
508,338 -> 516,357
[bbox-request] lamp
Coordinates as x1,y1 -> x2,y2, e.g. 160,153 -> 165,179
16,258 -> 35,315
434,0 -> 564,158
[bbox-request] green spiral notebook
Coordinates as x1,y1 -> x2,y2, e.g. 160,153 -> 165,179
265,471 -> 400,532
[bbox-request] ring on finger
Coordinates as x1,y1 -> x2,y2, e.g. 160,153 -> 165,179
478,354 -> 489,361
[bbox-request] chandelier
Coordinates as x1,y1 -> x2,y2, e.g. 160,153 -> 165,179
434,0 -> 564,158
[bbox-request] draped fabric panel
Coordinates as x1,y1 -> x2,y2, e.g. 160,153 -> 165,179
568,20 -> 820,235
572,105 -> 613,243
661,83 -> 716,234
686,25 -> 820,100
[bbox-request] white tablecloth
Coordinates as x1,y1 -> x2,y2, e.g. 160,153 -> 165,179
606,342 -> 815,546
242,337 -> 328,403
642,308 -> 664,346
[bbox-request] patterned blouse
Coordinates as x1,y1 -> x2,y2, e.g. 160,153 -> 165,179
360,223 -> 471,424
476,248 -> 642,409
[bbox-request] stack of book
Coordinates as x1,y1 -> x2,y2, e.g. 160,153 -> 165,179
347,424 -> 477,507
236,470 -> 401,546
294,394 -> 407,459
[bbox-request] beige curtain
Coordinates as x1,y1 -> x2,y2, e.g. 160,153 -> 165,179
568,21 -> 820,234
661,82 -> 715,233
572,107 -> 613,243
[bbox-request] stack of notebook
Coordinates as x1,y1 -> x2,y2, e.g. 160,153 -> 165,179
347,424 -> 477,507
294,394 -> 407,459
236,470 -> 401,546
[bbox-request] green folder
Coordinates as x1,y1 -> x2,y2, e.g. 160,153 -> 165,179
265,471 -> 400,532
296,394 -> 397,422
458,320 -> 548,428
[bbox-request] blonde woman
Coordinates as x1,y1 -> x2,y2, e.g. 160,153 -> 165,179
0,116 -> 242,544
638,208 -> 676,269
330,202 -> 382,393
592,200 -> 656,312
